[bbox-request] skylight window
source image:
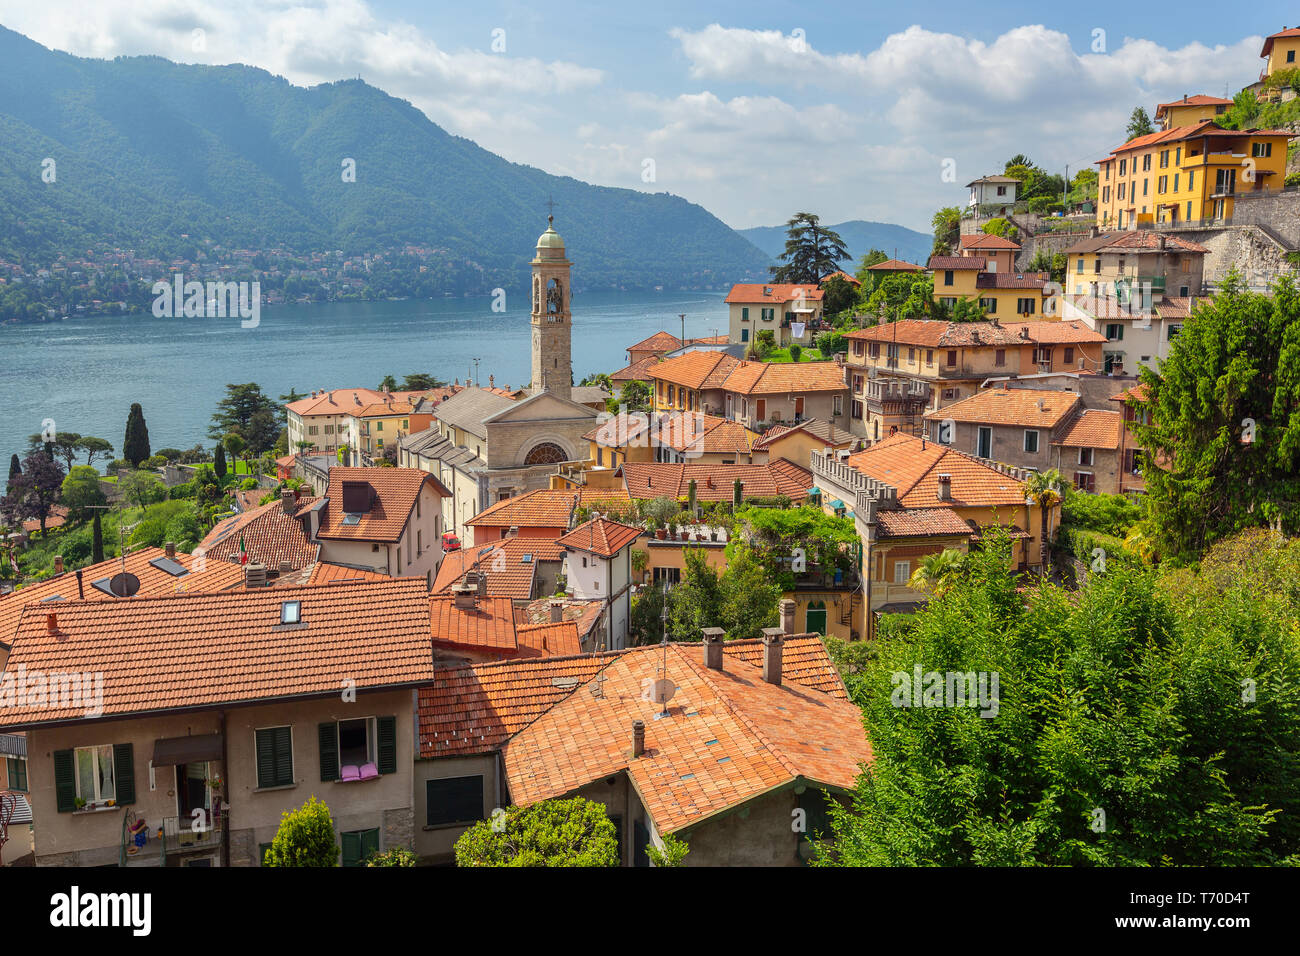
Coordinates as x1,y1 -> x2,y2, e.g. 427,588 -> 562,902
280,601 -> 302,625
149,556 -> 189,577
521,553 -> 533,564
341,513 -> 361,526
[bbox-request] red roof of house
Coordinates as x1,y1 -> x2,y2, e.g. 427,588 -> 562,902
846,433 -> 1030,509
1154,94 -> 1233,118
557,518 -> 642,558
318,467 -> 450,543
1053,409 -> 1123,450
199,496 -> 320,570
1262,27 -> 1300,57
866,259 -> 923,272
724,283 -> 825,305
959,233 -> 1021,250
622,460 -> 812,501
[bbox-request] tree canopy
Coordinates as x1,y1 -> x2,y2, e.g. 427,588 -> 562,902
770,213 -> 850,283
208,383 -> 281,455
454,797 -> 619,867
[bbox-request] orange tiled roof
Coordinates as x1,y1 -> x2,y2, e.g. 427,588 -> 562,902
199,496 -> 321,570
847,320 -> 1024,348
923,387 -> 1080,429
0,547 -> 246,648
1112,383 -> 1150,403
286,387 -> 390,418
585,411 -> 754,456
874,508 -> 976,539
417,654 -> 611,756
648,350 -> 738,391
821,270 -> 861,286
846,433 -> 1028,509
627,331 -> 683,353
517,597 -> 607,640
432,535 -> 564,600
318,467 -> 449,542
557,518 -> 642,558
622,460 -> 812,501
975,272 -> 1050,290
1262,28 -> 1300,57
752,418 -> 857,450
721,636 -> 848,698
306,562 -> 390,585
1054,409 -> 1123,450
1154,94 -> 1233,118
430,595 -> 519,654
21,505 -> 69,534
724,283 -> 825,304
516,621 -> 583,659
499,641 -> 871,833
927,256 -> 984,271
464,489 -> 577,530
728,361 -> 847,396
610,357 -> 659,383
0,579 -> 436,725
959,233 -> 1021,250
1011,320 -> 1106,345
866,259 -> 923,272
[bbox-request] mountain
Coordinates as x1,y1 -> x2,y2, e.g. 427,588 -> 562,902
0,26 -> 770,292
739,219 -> 931,272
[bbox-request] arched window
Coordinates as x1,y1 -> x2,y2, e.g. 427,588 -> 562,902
806,600 -> 827,635
524,442 -> 567,465
546,278 -> 563,314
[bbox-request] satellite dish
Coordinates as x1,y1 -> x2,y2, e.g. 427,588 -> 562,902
108,572 -> 141,597
648,678 -> 677,705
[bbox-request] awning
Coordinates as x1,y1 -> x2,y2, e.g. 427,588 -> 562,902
152,734 -> 224,767
829,499 -> 845,509
806,486 -> 821,496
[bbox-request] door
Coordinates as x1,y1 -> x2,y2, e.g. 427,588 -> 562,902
976,427 -> 992,459
177,762 -> 210,819
806,601 -> 827,635
755,399 -> 766,422
794,396 -> 804,420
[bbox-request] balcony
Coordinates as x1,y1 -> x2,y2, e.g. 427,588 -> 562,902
121,806 -> 226,867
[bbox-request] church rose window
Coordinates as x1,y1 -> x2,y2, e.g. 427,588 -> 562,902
524,442 -> 567,465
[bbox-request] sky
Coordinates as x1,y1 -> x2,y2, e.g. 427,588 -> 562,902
0,0 -> 1292,233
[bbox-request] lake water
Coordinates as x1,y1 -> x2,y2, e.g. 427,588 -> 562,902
0,291 -> 730,463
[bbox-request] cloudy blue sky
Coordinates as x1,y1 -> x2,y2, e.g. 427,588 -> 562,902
0,0 -> 1292,231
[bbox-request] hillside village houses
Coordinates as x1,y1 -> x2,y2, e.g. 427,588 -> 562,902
929,233 -> 1054,317
726,283 -> 825,348
967,174 -> 1020,210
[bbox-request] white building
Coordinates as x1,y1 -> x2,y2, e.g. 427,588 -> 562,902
556,518 -> 641,651
967,175 -> 1020,209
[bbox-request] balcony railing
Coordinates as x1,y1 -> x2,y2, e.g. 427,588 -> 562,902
121,806 -> 226,867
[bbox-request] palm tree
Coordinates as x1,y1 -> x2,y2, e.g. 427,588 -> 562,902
907,549 -> 968,595
1023,469 -> 1065,571
223,432 -> 247,477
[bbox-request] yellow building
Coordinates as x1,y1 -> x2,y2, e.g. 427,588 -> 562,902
1260,27 -> 1300,82
929,234 -> 1053,318
1096,120 -> 1293,228
582,410 -> 759,469
1154,94 -> 1231,130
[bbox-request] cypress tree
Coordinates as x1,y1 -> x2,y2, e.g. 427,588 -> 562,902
6,453 -> 19,490
214,443 -> 228,481
123,403 -> 151,467
92,513 -> 104,563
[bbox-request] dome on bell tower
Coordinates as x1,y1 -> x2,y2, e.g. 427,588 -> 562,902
536,216 -> 565,251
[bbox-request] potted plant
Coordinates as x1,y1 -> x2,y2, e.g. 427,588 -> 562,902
75,797 -> 87,811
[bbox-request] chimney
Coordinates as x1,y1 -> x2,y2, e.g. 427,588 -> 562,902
46,612 -> 58,635
278,561 -> 292,574
937,473 -> 952,501
701,627 -> 725,670
452,577 -> 478,610
476,572 -> 488,598
244,562 -> 268,589
761,627 -> 784,686
164,541 -> 176,559
53,555 -> 64,575
549,600 -> 564,623
1089,225 -> 1099,239
75,569 -> 84,599
281,490 -> 296,514
489,374 -> 495,388
1157,235 -> 1167,251
1037,398 -> 1045,411
632,719 -> 645,758
779,598 -> 796,635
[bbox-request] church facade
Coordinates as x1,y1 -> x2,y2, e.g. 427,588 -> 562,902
399,219 -> 599,536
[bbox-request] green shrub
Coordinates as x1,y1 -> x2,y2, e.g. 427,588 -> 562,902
365,847 -> 417,867
239,477 -> 260,490
454,797 -> 618,867
264,796 -> 339,867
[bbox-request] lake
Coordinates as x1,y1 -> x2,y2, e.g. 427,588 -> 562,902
0,291 -> 730,464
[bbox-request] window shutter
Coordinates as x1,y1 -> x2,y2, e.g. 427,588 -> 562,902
255,730 -> 275,788
274,727 -> 293,786
318,723 -> 339,782
54,749 -> 76,812
113,743 -> 135,805
377,716 -> 397,775
362,828 -> 380,863
341,830 -> 361,867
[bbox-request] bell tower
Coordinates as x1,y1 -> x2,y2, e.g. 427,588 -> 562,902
530,215 -> 573,402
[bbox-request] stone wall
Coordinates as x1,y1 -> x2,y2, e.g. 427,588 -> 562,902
1232,189 -> 1300,248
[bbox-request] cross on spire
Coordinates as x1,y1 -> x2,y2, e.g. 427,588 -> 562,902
545,194 -> 558,225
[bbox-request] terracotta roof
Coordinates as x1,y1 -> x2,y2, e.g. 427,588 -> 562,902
200,496 -> 320,570
974,272 -> 1049,290
866,259 -> 923,272
627,331 -> 683,353
431,536 -> 565,600
723,361 -> 847,396
317,467 -> 449,542
517,597 -> 606,640
1064,231 -> 1210,255
0,547 -> 246,648
351,400 -> 424,419
928,256 -> 985,270
1112,383 -> 1150,403
959,233 -> 1021,250
1053,409 -> 1123,450
0,579 -> 435,726
752,419 -> 857,450
966,175 -> 1021,185
923,387 -> 1080,429
622,460 -> 812,501
648,351 -> 739,391
846,433 -> 1029,509
1012,320 -> 1106,344
821,270 -> 861,286
610,357 -> 660,383
557,518 -> 642,558
585,411 -> 754,457
847,320 -> 1024,348
417,655 -> 610,757
1099,120 -> 1293,160
465,489 -> 577,530
1154,94 -> 1233,118
1262,27 -> 1300,57
724,284 -> 825,304
874,508 -> 976,539
516,621 -> 583,659
721,635 -> 848,698
430,595 -> 520,654
306,562 -> 390,585
500,641 -> 871,833
285,387 -> 393,418
21,505 -> 69,534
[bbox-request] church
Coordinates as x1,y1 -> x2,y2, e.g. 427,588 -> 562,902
398,218 -> 605,536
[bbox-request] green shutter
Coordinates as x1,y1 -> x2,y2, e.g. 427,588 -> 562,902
113,743 -> 135,804
273,727 -> 293,786
376,716 -> 396,775
362,828 -> 380,863
53,749 -> 75,812
255,730 -> 275,788
318,722 -> 339,782
341,830 -> 362,867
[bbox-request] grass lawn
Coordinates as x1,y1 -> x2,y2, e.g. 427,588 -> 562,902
763,348 -> 826,363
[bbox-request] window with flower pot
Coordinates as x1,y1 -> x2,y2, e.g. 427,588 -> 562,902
53,743 -> 135,811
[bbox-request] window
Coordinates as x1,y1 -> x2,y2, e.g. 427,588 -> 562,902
1188,170 -> 1195,191
255,726 -> 294,788
1142,180 -> 1148,196
1119,159 -> 1126,176
376,421 -> 383,432
1105,323 -> 1124,341
945,350 -> 957,367
280,600 -> 301,625
1024,430 -> 1040,454
319,716 -> 397,781
308,425 -> 319,435
741,327 -> 748,342
851,399 -> 864,419
1118,183 -> 1126,200
868,343 -> 880,359
943,270 -> 954,286
1078,447 -> 1094,466
1159,150 -> 1168,169
1075,472 -> 1096,493
741,307 -> 749,321
1168,324 -> 1182,340
75,745 -> 115,803
341,828 -> 380,867
426,775 -> 485,827
1252,142 -> 1272,158
7,756 -> 27,792
893,560 -> 911,585
981,298 -> 997,314
833,395 -> 843,416
1157,176 -> 1167,193
976,426 -> 992,458
1017,298 -> 1036,315
761,307 -> 775,321
1176,147 -> 1182,164
1290,50 -> 1297,63
925,350 -> 934,365
1076,259 -> 1084,274
1173,174 -> 1179,192
994,348 -> 1006,366
805,600 -> 827,635
1064,347 -> 1074,366
907,347 -> 915,361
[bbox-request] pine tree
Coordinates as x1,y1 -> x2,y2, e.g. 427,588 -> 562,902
123,403 -> 151,467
